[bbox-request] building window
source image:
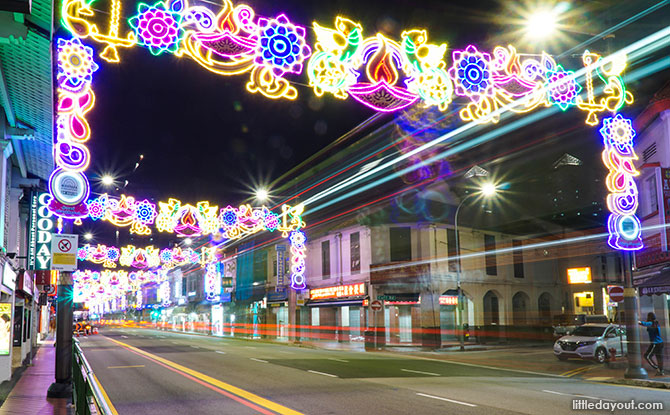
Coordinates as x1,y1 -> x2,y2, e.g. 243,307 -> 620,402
350,232 -> 361,274
484,234 -> 497,276
321,240 -> 330,279
390,227 -> 411,262
182,276 -> 187,296
513,240 -> 524,278
447,228 -> 459,272
646,174 -> 658,215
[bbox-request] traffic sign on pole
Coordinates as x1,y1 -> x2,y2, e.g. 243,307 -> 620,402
50,234 -> 78,272
608,285 -> 625,303
370,300 -> 383,312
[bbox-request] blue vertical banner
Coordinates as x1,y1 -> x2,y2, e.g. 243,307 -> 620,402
276,245 -> 286,290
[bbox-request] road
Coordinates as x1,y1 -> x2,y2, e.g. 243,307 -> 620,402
78,328 -> 670,414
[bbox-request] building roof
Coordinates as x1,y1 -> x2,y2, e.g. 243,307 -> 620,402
0,0 -> 53,180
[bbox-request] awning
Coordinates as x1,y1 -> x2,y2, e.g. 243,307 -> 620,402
635,269 -> 670,296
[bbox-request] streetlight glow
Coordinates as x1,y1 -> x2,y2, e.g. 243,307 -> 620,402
481,182 -> 497,197
255,188 -> 269,202
184,238 -> 192,246
525,10 -> 557,39
101,175 -> 115,186
84,233 -> 93,241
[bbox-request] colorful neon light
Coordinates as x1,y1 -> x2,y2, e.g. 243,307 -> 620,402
86,194 -> 156,234
289,230 -> 306,290
129,1 -> 184,56
600,114 -> 642,250
310,282 -> 365,300
204,263 -> 220,302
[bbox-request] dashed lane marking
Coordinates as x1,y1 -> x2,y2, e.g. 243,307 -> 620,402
215,351 -> 226,354
327,358 -> 349,363
541,390 -> 614,401
250,358 -> 268,363
401,369 -> 440,376
107,365 -> 145,369
308,370 -> 338,378
416,393 -> 477,407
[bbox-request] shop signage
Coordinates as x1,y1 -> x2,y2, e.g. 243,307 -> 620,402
310,282 -> 366,300
2,263 -> 16,291
50,234 -> 78,272
0,303 -> 11,355
17,270 -> 33,297
439,295 -> 458,305
30,193 -> 55,270
267,290 -> 288,303
276,245 -> 286,288
220,292 -> 232,303
377,293 -> 420,302
567,267 -> 592,284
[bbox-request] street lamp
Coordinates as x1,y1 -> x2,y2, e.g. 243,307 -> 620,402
184,238 -> 192,246
255,188 -> 269,203
101,175 -> 115,186
525,10 -> 557,39
454,182 -> 498,351
84,233 -> 93,241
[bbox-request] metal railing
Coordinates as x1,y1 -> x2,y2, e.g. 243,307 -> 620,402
72,338 -> 115,415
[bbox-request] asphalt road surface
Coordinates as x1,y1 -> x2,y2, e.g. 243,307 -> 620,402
79,328 -> 670,414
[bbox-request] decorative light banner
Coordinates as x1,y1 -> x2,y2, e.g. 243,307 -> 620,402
73,269 -> 164,309
86,194 -> 157,235
600,115 -> 643,250
77,243 -> 218,268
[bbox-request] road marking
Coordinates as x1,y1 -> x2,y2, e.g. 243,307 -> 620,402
541,390 -> 614,401
400,355 -> 564,378
104,336 -> 302,415
278,351 -> 294,354
416,393 -> 477,407
92,373 -> 120,415
250,358 -> 268,363
560,366 -> 594,377
121,335 -> 128,338
308,370 -> 338,378
327,358 -> 348,363
171,341 -> 179,344
107,365 -> 145,369
245,346 -> 257,349
401,369 -> 440,376
191,346 -> 200,349
215,351 -> 226,354
585,376 -> 612,381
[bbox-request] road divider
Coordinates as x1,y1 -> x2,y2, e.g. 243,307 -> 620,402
103,336 -> 303,415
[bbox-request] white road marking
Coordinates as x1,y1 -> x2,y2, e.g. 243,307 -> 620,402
107,365 -> 145,369
416,393 -> 477,407
250,358 -> 268,363
190,346 -> 200,349
401,369 -> 440,376
409,355 -> 564,378
244,346 -> 257,349
327,358 -> 349,363
171,341 -> 179,344
121,335 -> 128,339
278,351 -> 294,354
308,370 -> 338,378
215,351 -> 226,354
541,390 -> 614,401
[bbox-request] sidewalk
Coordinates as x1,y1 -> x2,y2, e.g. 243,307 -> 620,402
0,342 -> 71,415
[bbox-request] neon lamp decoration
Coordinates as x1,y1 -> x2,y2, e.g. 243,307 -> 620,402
86,194 -> 157,235
289,230 -> 306,290
308,17 -> 452,112
49,37 -> 97,218
204,263 -> 221,302
119,245 -> 161,269
600,114 -> 642,250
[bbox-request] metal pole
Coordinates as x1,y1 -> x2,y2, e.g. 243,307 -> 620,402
623,252 -> 647,379
454,195 -> 473,352
47,271 -> 74,398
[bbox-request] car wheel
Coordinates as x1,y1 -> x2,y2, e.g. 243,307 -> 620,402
557,355 -> 568,361
595,347 -> 607,363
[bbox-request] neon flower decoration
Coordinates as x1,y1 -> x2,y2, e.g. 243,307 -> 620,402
289,230 -> 306,290
159,280 -> 171,306
308,17 -> 452,112
129,1 -> 184,56
77,244 -> 121,268
449,45 -> 493,98
600,114 -> 642,250
57,38 -> 99,91
204,263 -> 221,302
256,15 -> 311,75
546,65 -> 581,111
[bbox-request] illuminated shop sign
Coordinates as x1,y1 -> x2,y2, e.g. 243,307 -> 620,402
567,267 -> 592,284
438,296 -> 458,305
310,283 -> 366,300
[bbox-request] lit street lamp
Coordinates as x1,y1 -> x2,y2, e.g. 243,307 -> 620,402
255,188 -> 269,203
454,182 -> 498,351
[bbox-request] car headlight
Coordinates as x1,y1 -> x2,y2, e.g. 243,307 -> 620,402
577,341 -> 596,346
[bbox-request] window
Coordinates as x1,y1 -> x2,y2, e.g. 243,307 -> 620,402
484,234 -> 497,276
182,276 -> 187,296
447,228 -> 459,272
645,175 -> 658,215
350,232 -> 360,274
512,240 -> 524,278
390,227 -> 411,262
321,240 -> 331,279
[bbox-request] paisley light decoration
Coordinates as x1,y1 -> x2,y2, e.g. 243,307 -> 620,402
289,230 -> 306,290
159,279 -> 171,306
308,17 -> 452,112
600,114 -> 642,250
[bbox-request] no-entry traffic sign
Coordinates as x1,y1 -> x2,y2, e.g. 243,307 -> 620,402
608,285 -> 624,303
50,234 -> 78,272
370,300 -> 383,312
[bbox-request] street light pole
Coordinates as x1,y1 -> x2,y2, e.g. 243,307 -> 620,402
454,193 -> 475,352
623,252 -> 647,379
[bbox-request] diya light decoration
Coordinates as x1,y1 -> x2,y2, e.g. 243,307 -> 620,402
308,17 -> 452,112
86,194 -> 157,235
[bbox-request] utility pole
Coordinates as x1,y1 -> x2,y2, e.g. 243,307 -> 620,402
623,252 -> 647,379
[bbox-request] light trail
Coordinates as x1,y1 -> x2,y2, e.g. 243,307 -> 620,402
302,27 -> 670,215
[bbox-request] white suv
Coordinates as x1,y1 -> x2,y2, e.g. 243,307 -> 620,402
553,323 -> 626,363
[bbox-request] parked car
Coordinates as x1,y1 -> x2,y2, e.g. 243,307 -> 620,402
552,314 -> 609,337
553,323 -> 626,363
